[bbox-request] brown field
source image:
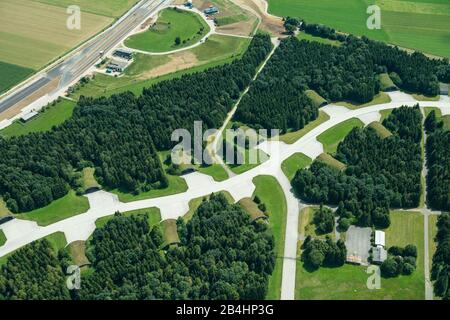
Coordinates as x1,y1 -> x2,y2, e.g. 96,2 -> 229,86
0,0 -> 113,70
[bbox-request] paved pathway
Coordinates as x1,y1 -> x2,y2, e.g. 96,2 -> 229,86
1,92 -> 449,300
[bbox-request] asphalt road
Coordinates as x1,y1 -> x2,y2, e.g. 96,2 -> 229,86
0,0 -> 170,117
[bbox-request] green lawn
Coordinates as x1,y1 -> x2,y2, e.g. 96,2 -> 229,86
95,207 -> 161,229
81,167 -> 101,191
70,35 -> 249,100
368,121 -> 393,139
317,118 -> 365,154
17,190 -> 90,226
412,94 -> 440,101
161,219 -> 180,246
0,198 -> 12,218
197,164 -> 229,181
298,206 -> 336,241
279,111 -> 330,144
281,153 -> 312,181
0,230 -> 6,247
268,0 -> 450,59
295,210 -> 425,299
253,176 -> 287,300
379,73 -> 396,91
228,146 -> 269,175
32,0 -> 140,18
429,214 -> 438,268
112,175 -> 188,202
297,32 -> 341,46
0,98 -> 76,138
334,92 -> 391,110
125,8 -> 210,53
305,90 -> 328,107
0,60 -> 34,94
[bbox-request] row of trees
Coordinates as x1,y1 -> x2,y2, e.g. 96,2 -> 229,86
292,107 -> 423,228
424,111 -> 450,211
431,212 -> 450,299
0,34 -> 272,213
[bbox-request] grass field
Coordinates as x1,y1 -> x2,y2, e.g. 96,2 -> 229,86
0,230 -> 6,247
298,206 -> 335,240
95,207 -> 161,229
238,198 -> 266,221
429,214 -> 438,268
45,231 -> 68,252
161,219 -> 180,246
380,108 -> 394,122
32,0 -> 139,18
281,153 -> 312,181
197,164 -> 229,181
0,98 -> 76,138
335,92 -> 391,110
297,32 -> 342,46
112,175 -> 188,202
125,8 -> 210,53
424,106 -> 450,130
253,176 -> 287,300
68,241 -> 90,266
317,118 -> 365,154
305,90 -> 328,107
0,198 -> 12,218
81,167 -> 101,191
268,0 -> 450,59
71,35 -> 249,99
279,111 -> 330,144
368,121 -> 393,139
412,93 -> 440,101
379,73 -> 396,91
17,190 -> 90,226
0,61 -> 34,94
0,0 -> 113,70
295,210 -> 425,299
317,153 -> 347,171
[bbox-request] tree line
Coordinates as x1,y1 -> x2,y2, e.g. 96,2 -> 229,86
235,25 -> 449,134
424,111 -> 450,211
431,212 -> 450,299
0,34 -> 272,213
292,106 -> 423,228
0,193 -> 275,300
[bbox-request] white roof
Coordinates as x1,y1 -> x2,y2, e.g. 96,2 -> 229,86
20,111 -> 38,122
374,230 -> 385,247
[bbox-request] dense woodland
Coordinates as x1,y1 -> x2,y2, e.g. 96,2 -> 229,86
0,35 -> 272,213
0,240 -> 70,300
292,107 -> 423,228
0,194 -> 275,300
424,111 -> 450,211
431,213 -> 450,299
381,245 -> 418,278
235,29 -> 449,133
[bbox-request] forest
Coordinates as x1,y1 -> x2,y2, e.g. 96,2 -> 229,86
431,212 -> 450,299
0,34 -> 272,213
0,240 -> 70,300
301,236 -> 346,270
0,194 -> 275,300
235,28 -> 449,133
292,107 -> 423,228
424,111 -> 450,211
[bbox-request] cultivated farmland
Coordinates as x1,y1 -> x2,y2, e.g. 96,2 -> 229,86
268,0 -> 450,59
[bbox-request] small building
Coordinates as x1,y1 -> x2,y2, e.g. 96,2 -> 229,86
20,111 -> 39,123
113,48 -> 133,60
204,6 -> 219,15
372,246 -> 388,265
439,82 -> 449,96
374,230 -> 385,247
106,59 -> 128,73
